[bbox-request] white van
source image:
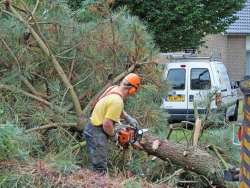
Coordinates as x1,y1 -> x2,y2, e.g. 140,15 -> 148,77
161,54 -> 239,122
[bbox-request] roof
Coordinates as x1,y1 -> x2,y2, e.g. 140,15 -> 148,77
226,0 -> 250,34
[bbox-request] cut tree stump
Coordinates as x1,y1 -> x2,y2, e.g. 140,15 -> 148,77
140,133 -> 224,186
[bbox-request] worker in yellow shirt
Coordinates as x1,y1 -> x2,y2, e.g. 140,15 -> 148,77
83,73 -> 141,174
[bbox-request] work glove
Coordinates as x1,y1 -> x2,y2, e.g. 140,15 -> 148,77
110,126 -> 120,143
125,114 -> 139,128
110,133 -> 118,143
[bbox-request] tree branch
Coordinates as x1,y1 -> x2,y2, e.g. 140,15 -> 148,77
68,51 -> 76,81
7,5 -> 83,119
0,37 -> 48,98
25,122 -> 77,133
0,37 -> 20,71
28,0 -> 39,21
0,84 -> 66,113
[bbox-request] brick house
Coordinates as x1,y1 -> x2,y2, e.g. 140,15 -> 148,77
199,0 -> 250,81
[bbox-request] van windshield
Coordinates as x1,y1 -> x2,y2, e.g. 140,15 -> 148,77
167,69 -> 185,90
191,68 -> 211,90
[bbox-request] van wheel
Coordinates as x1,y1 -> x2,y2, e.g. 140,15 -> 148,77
229,101 -> 238,122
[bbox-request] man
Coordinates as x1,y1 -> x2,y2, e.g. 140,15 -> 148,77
83,73 -> 141,174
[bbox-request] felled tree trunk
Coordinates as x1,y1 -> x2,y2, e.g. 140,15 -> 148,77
140,134 -> 224,186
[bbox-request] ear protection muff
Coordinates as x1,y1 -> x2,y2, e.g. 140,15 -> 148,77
128,86 -> 137,95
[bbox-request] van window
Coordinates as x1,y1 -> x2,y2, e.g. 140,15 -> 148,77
191,68 -> 211,90
167,69 -> 185,90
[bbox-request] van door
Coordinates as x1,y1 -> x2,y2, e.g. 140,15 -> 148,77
187,66 -> 212,117
214,63 -> 236,117
162,67 -> 188,121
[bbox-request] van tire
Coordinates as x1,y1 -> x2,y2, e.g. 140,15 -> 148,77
229,101 -> 238,122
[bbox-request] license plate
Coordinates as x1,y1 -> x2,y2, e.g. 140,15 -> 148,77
167,95 -> 185,102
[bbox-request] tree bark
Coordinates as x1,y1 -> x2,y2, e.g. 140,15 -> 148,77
140,133 -> 224,186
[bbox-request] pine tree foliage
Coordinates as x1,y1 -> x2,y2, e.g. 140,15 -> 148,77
0,0 -> 171,187
0,0 -> 166,127
0,123 -> 41,161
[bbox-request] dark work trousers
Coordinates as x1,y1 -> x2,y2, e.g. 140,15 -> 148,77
83,123 -> 108,174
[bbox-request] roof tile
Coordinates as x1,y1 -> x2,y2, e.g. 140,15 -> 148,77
226,0 -> 250,34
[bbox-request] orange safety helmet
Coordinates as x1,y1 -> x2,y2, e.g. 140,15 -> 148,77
124,73 -> 141,95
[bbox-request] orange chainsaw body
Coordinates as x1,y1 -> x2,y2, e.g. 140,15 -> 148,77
118,128 -> 135,145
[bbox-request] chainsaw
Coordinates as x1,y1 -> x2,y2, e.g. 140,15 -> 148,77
114,122 -> 148,148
